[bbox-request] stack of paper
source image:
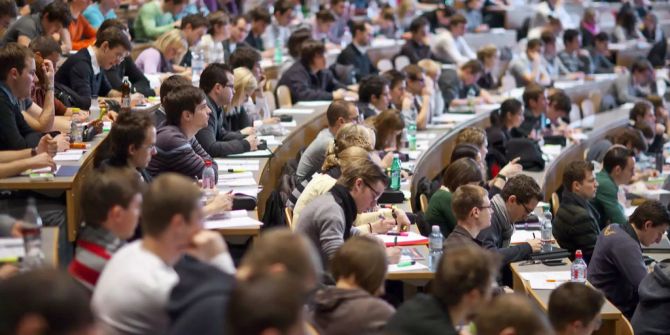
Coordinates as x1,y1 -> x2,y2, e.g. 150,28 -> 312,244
54,150 -> 85,162
377,232 -> 429,247
205,210 -> 264,229
433,113 -> 476,123
257,136 -> 282,146
215,159 -> 260,172
511,230 -> 540,244
274,108 -> 314,115
388,262 -> 429,273
519,271 -> 570,289
280,120 -> 298,128
217,173 -> 257,187
295,101 -> 331,107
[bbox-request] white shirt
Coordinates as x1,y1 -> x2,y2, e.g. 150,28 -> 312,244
532,2 -> 575,29
262,18 -> 291,51
431,30 -> 476,65
198,34 -> 225,64
87,46 -> 101,75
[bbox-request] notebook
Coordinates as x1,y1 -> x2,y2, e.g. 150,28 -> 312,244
376,232 -> 429,247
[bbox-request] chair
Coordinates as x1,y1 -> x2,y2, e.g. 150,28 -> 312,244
550,192 -> 560,217
265,78 -> 278,93
500,74 -> 516,92
377,58 -> 393,72
588,91 -> 602,114
264,91 -> 277,113
419,194 -> 429,213
581,99 -> 595,118
284,207 -> 294,230
394,55 -> 410,70
276,85 -> 292,108
41,226 -> 59,267
569,103 -> 581,123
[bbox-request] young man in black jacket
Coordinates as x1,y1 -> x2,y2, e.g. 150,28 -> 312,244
336,21 -> 378,82
398,17 -> 433,64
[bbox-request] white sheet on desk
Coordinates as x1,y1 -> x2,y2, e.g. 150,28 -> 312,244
209,209 -> 248,219
257,136 -> 281,146
416,140 -> 429,151
54,152 -> 83,162
475,103 -> 501,113
432,113 -> 476,123
370,38 -> 399,48
21,165 -> 61,175
280,120 -> 298,127
205,216 -> 263,229
511,230 -> 538,244
273,108 -> 314,115
388,262 -> 429,273
570,132 -> 588,140
215,159 -> 260,171
542,144 -> 563,156
218,177 -> 257,187
425,124 -> 453,130
295,101 -> 331,107
226,149 -> 273,158
407,151 -> 420,160
376,232 -> 428,246
401,162 -> 415,170
520,271 -> 570,290
0,238 -> 24,258
217,185 -> 260,197
219,171 -> 254,179
415,133 -> 437,139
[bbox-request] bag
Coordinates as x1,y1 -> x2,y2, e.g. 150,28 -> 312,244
505,138 -> 545,171
54,82 -> 78,107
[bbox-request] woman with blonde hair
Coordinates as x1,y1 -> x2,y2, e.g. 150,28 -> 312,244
417,59 -> 445,119
135,29 -> 189,75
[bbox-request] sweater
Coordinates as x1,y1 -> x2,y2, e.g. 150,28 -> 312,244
424,188 -> 456,238
1,14 -> 43,45
68,14 -> 97,51
631,263 -> 670,335
398,39 -> 433,65
477,194 -> 533,264
134,1 -> 175,41
296,128 -> 334,182
277,61 -> 346,104
591,170 -> 626,229
135,47 -> 173,75
310,287 -> 395,335
54,48 -> 113,110
83,3 -> 118,29
147,125 -> 218,181
68,225 -> 125,291
336,43 -> 378,82
0,82 -> 41,150
444,225 -> 483,250
195,95 -> 250,157
553,191 -> 601,263
385,294 -> 458,335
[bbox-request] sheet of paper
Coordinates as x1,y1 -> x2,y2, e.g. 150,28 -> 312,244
205,216 -> 263,229
520,271 -> 570,290
425,124 -> 454,130
377,232 -> 429,247
273,108 -> 315,115
217,185 -> 260,197
511,230 -> 540,244
218,171 -> 254,179
295,101 -> 331,107
407,151 -> 421,160
217,177 -> 257,187
416,140 -> 430,151
433,113 -> 476,123
0,238 -> 24,259
388,262 -> 429,273
226,149 -> 273,158
415,133 -> 437,140
215,159 -> 260,172
280,120 -> 298,128
54,152 -> 83,162
257,136 -> 282,146
208,210 -> 248,219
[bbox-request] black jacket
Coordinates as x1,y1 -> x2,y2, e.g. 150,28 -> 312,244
54,48 -> 112,110
277,61 -> 346,104
385,294 -> 458,335
398,40 -> 432,65
477,194 -> 533,264
0,83 -> 41,150
632,262 -> 670,335
336,43 -> 378,82
245,33 -> 264,51
553,191 -> 601,263
195,95 -> 250,157
105,56 -> 154,97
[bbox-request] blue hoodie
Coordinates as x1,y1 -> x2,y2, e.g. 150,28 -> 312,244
631,262 -> 670,335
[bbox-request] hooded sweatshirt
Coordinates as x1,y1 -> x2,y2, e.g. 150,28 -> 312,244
631,262 -> 670,335
310,287 -> 395,335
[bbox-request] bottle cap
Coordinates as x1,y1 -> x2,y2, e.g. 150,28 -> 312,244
575,250 -> 582,258
431,225 -> 440,233
204,160 -> 212,167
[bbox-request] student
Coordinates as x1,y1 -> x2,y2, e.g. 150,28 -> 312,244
386,246 -> 500,335
54,27 -> 131,110
0,149 -> 56,179
558,29 -> 593,74
382,69 -> 410,111
513,83 -> 547,139
508,39 -> 551,87
486,98 -> 524,170
591,146 -> 635,228
69,167 -> 145,290
612,9 -> 642,43
134,0 -> 185,41
135,29 -> 189,75
223,16 -> 251,62
580,8 -> 598,48
261,0 -> 293,51
629,100 -> 658,133
589,200 -> 670,318
229,46 -> 277,127
228,66 -> 259,132
310,9 -> 335,46
461,0 -> 487,32
418,59 -> 446,119
425,158 -> 485,237
474,294 -> 554,335
68,0 -> 97,51
154,74 -> 192,127
245,7 -> 271,52
641,13 -> 667,67
632,262 -> 670,334
277,39 -> 348,103
541,32 -> 572,80
83,0 -> 121,29
553,160 -> 601,263
336,21 -> 378,82
370,109 -> 405,157
611,59 -> 656,105
590,32 -> 615,74
296,157 -> 390,266
438,60 -> 490,110
1,1 -> 71,47
328,0 -> 350,44
178,14 -> 210,68
533,0 -> 575,29
357,76 -> 390,120
432,14 -> 476,65
0,269 -> 97,335
544,90 -> 571,137
311,236 -> 395,335
444,184 -> 492,249
398,17 -> 433,64
477,175 -> 542,263
548,282 -> 605,335
476,45 -> 499,90
403,64 -> 430,129
198,11 -> 229,65
586,127 -> 647,163
297,101 -> 360,182
0,0 -> 17,31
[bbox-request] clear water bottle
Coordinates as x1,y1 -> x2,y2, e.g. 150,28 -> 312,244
571,249 -> 587,283
21,198 -> 46,271
70,108 -> 83,143
404,107 -> 417,151
541,207 -> 553,252
191,46 -> 205,86
428,225 -> 444,272
341,27 -> 352,49
466,86 -> 477,111
367,0 -> 379,20
390,154 -> 401,190
274,38 -> 283,65
202,160 -> 215,189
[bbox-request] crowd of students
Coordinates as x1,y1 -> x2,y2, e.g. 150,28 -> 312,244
1,0 -> 670,334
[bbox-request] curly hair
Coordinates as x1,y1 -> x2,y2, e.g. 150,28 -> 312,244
321,124 -> 374,172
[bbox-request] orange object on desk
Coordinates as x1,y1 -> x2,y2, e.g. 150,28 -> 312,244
70,143 -> 86,149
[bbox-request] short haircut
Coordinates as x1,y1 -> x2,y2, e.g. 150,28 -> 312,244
0,43 -> 33,82
81,167 -> 145,228
452,184 -> 488,221
300,39 -> 325,64
382,69 -> 406,90
164,85 -> 207,127
358,75 -> 388,104
418,59 -> 440,78
408,16 -> 429,34
631,59 -> 653,73
371,110 -> 405,151
141,173 -> 202,237
106,111 -> 155,166
629,101 -> 653,122
476,45 -> 498,62
443,158 -> 484,194
548,282 -> 605,332
326,100 -> 354,126
475,294 -> 553,335
95,26 -> 131,50
229,46 -> 262,71
42,1 -> 72,26
200,63 -> 233,94
434,245 -> 499,307
461,59 -> 484,75
526,38 -> 543,51
635,121 -> 655,139
316,9 -> 336,23
629,200 -> 670,229
206,11 -> 230,35
227,274 -> 305,335
611,127 -> 648,153
29,36 -> 61,58
337,155 -> 389,190
0,0 -> 18,18
455,127 -> 486,148
549,90 -> 571,113
98,18 -> 128,33
450,143 -> 480,163
287,28 -> 312,58
522,83 -> 545,107
562,160 -> 594,191
181,13 -> 209,30
274,0 -> 294,15
602,146 -> 634,174
595,32 -> 609,42
0,269 -> 94,335
540,30 -> 556,45
563,28 -> 580,44
501,174 -> 543,204
231,14 -> 247,26
403,64 -> 424,81
159,75 -> 191,103
249,7 -> 272,24
647,95 -> 665,111
330,236 -> 387,295
351,21 -> 367,37
449,13 -> 467,27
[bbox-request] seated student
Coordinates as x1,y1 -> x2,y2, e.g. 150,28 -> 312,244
277,39 -> 348,103
135,29 -> 189,75
461,0 -> 487,33
558,29 -> 593,75
587,127 -> 647,163
513,83 -> 547,139
386,246 -> 499,335
311,9 -> 336,48
398,17 -> 433,64
260,0 -> 293,52
382,70 -> 410,111
197,63 -> 257,157
370,109 -> 405,157
641,13 -> 667,67
612,9 -> 642,43
134,0 -> 185,41
54,27 -> 131,110
336,21 -> 378,82
178,14 -> 209,68
283,28 -> 312,73
311,236 -> 395,334
93,173 -> 235,335
327,0 -> 350,44
67,0 -> 97,51
295,157 -> 390,266
227,66 -> 259,132
509,39 -> 551,87
477,175 -> 542,264
297,101 -> 359,182
533,0 -> 575,29
444,185 -> 492,250
0,148 -> 56,179
590,32 -> 616,74
223,16 -> 252,63
476,45 -> 499,90
591,146 -> 635,229
649,95 -> 669,134
629,100 -> 665,153
0,269 -> 96,335
611,59 -> 656,105
418,59 -> 446,117
99,19 -> 155,98
553,160 -> 601,263
425,158 -> 485,237
544,90 -> 571,136
244,7 -> 271,53
486,98 -> 524,171
589,200 -> 670,318
403,64 -> 431,129
632,261 -> 670,334
147,86 -> 218,180
548,282 -> 606,335
0,0 -> 17,31
229,47 -> 278,127
83,0 -> 121,29
580,8 -> 598,48
198,11 -> 230,65
1,1 -> 71,48
474,294 -> 554,335
357,76 -> 390,120
432,14 -> 476,65
69,167 -> 144,291
154,74 -> 191,127
541,31 -> 573,80
439,60 -> 492,110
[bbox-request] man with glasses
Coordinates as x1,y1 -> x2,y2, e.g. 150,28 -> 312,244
477,175 -> 542,264
553,160 -> 600,264
444,184 -> 493,250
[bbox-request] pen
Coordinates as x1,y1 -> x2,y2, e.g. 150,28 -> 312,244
397,260 -> 415,267
394,236 -> 398,246
387,232 -> 408,236
533,232 -> 536,239
226,169 -> 247,173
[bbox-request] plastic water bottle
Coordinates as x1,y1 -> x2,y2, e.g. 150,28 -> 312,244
405,107 -> 417,151
21,198 -> 46,271
341,27 -> 352,49
70,108 -> 83,143
367,0 -> 379,21
121,76 -> 131,113
541,207 -> 553,252
202,160 -> 215,189
428,225 -> 444,271
390,154 -> 401,190
467,86 -> 477,111
191,46 -> 205,86
274,38 -> 283,64
571,250 -> 587,283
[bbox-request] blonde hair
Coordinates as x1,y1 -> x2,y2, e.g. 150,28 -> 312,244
321,124 -> 374,172
233,67 -> 258,107
324,146 -> 372,174
154,29 -> 187,63
417,59 -> 441,79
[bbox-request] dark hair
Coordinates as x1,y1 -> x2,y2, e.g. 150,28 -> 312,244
200,63 -> 233,94
610,127 -> 648,153
95,26 -> 131,50
443,157 -> 484,192
475,294 -> 553,335
106,111 -> 155,166
629,200 -> 670,229
159,75 -> 191,103
229,46 -> 262,71
501,174 -> 543,204
330,236 -> 387,295
0,269 -> 94,335
602,145 -> 634,174
326,100 -> 354,126
0,0 -> 17,18
358,75 -> 388,104
300,39 -> 325,64
206,11 -> 230,35
617,8 -> 637,34
42,1 -> 72,27
382,69 -> 406,90
461,59 -> 484,75
631,59 -> 653,74
635,121 -> 655,139
450,143 -> 480,163
181,13 -> 209,30
249,7 -> 272,24
408,16 -> 429,34
81,167 -> 145,228
164,86 -> 207,127
452,184 -> 488,221
350,20 -> 367,37
403,64 -> 424,81
29,36 -> 61,58
231,14 -> 248,26
287,28 -> 312,58
274,0 -> 294,15
540,30 -> 556,45
562,160 -> 594,191
522,83 -> 545,107
449,13 -> 467,28
562,28 -> 580,45
371,110 -> 405,151
490,98 -> 523,127
0,43 -> 33,82
647,95 -> 665,111
99,18 -> 128,33
434,245 -> 500,307
548,282 -> 605,332
316,9 -> 336,23
595,31 -> 609,42
629,101 -> 653,123
526,38 -> 543,51
548,90 -> 571,114
141,173 -> 202,237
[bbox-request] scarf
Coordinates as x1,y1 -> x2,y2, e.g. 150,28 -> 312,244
491,194 -> 514,246
329,184 -> 358,240
582,21 -> 598,36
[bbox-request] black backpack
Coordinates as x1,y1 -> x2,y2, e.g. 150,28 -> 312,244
504,138 -> 545,171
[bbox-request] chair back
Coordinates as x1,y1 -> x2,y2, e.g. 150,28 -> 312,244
394,55 -> 410,70
276,85 -> 293,108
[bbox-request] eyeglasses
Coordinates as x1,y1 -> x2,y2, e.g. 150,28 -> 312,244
521,203 -> 535,216
363,180 -> 382,200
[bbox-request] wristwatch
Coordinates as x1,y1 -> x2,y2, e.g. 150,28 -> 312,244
497,173 -> 507,182
31,148 -> 37,156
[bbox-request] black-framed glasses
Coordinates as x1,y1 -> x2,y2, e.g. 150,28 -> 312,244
521,203 -> 535,216
363,180 -> 382,200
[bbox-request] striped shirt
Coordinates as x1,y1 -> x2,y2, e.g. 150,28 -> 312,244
147,125 -> 219,181
68,225 -> 124,291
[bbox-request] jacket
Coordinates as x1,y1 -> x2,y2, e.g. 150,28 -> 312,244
398,39 -> 433,65
477,194 -> 533,264
631,263 -> 670,335
336,43 -> 378,82
553,191 -> 601,263
277,61 -> 346,104
310,287 -> 394,335
105,56 -> 155,97
424,188 -> 456,238
0,82 -> 41,150
444,225 -> 482,250
591,170 -> 626,229
385,294 -> 458,335
54,48 -> 112,110
195,95 -> 250,157
611,72 -> 655,105
146,125 -> 218,181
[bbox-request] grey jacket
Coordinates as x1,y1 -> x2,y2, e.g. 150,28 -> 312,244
296,128 -> 334,182
195,95 -> 250,157
477,194 -> 533,264
310,287 -> 395,335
